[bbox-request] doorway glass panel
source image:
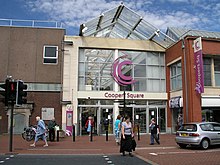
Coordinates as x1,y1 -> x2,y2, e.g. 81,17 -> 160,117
100,108 -> 113,134
148,107 -> 166,133
80,107 -> 98,135
134,108 -> 146,133
158,108 -> 166,132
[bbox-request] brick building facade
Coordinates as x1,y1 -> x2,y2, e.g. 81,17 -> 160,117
0,25 -> 65,134
166,30 -> 220,132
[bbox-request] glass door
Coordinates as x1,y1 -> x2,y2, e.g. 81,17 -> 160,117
100,108 -> 113,134
158,107 -> 166,132
134,108 -> 146,133
148,107 -> 166,133
79,107 -> 98,135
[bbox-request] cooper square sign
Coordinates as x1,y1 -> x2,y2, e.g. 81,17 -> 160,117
111,55 -> 137,86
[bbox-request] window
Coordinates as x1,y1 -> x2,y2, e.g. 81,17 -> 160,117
200,124 -> 213,131
119,51 -> 166,92
214,58 -> 220,86
43,46 -> 58,64
78,49 -> 165,92
213,123 -> 220,131
170,61 -> 182,91
179,124 -> 197,132
203,58 -> 211,86
78,49 -> 114,91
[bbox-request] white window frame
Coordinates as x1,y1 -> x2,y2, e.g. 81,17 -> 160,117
170,61 -> 182,91
43,45 -> 58,64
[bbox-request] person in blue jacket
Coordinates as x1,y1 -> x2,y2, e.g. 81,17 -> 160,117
30,116 -> 48,147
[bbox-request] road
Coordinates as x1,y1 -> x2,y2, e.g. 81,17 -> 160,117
0,154 -> 150,165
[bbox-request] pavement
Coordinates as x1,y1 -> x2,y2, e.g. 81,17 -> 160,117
1,134 -> 220,165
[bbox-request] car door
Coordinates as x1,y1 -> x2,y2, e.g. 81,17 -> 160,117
212,123 -> 220,144
200,123 -> 217,144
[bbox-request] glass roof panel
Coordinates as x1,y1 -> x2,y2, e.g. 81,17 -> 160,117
119,7 -> 140,27
101,7 -> 118,21
80,5 -> 176,48
110,23 -> 130,38
135,21 -> 156,38
128,33 -> 142,40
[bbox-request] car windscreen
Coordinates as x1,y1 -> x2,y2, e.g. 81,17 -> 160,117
178,124 -> 197,132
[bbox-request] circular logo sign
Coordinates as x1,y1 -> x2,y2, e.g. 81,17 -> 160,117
111,55 -> 136,86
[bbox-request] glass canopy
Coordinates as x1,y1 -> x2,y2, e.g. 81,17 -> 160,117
79,4 -> 175,48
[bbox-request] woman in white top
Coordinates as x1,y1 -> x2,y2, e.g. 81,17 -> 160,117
120,116 -> 134,157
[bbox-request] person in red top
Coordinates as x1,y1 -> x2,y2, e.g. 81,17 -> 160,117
85,116 -> 94,136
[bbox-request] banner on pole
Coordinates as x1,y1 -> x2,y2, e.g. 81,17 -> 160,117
193,37 -> 204,94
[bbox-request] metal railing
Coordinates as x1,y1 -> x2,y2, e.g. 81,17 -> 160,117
0,18 -> 63,29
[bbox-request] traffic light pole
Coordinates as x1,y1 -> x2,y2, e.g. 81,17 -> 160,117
9,101 -> 14,152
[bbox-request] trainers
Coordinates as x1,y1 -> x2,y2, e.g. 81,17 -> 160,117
43,144 -> 48,147
129,153 -> 133,157
122,151 -> 125,156
30,144 -> 35,147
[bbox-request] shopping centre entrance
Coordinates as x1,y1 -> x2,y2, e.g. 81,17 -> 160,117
78,103 -> 166,136
119,106 -> 166,133
78,106 -> 114,136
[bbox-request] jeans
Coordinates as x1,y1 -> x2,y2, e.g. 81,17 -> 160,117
115,129 -> 120,142
150,133 -> 160,144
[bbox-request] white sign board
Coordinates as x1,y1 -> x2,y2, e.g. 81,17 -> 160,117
42,108 -> 54,120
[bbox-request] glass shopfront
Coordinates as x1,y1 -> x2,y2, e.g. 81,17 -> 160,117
78,49 -> 166,93
78,99 -> 167,135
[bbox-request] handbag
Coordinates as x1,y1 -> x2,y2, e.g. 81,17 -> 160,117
132,138 -> 136,151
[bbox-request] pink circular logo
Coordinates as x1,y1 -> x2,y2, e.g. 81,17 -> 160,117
111,55 -> 137,86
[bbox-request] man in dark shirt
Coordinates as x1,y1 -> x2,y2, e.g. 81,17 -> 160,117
149,118 -> 160,145
48,117 -> 57,141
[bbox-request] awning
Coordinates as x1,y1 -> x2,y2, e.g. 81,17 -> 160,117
202,96 -> 220,107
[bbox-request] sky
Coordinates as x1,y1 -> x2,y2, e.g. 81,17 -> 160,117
0,0 -> 219,35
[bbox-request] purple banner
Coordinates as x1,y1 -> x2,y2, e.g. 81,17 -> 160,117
194,49 -> 204,93
66,110 -> 73,136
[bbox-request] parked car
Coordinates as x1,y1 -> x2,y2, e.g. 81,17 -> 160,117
175,122 -> 220,149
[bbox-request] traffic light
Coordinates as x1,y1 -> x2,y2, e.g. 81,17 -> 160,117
0,79 -> 17,106
0,79 -> 9,106
16,80 -> 27,106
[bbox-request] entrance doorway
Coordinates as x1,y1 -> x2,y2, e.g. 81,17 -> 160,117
134,108 -> 146,133
149,107 -> 166,133
79,107 -> 98,135
100,108 -> 113,134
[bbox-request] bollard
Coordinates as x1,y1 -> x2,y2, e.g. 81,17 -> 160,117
106,130 -> 108,141
72,125 -> 75,142
137,124 -> 140,141
57,130 -> 59,142
90,126 -> 93,142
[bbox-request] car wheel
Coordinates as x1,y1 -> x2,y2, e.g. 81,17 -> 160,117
178,143 -> 187,149
200,138 -> 209,150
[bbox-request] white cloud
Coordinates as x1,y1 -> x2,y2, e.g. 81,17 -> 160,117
25,0 -> 217,34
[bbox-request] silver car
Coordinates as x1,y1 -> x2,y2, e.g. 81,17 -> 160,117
175,122 -> 220,149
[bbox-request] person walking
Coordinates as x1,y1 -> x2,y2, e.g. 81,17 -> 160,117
114,115 -> 121,145
30,116 -> 48,147
85,116 -> 94,136
177,114 -> 183,130
149,118 -> 160,145
48,117 -> 57,142
120,116 -> 134,157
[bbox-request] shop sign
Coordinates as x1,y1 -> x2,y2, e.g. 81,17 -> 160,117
170,97 -> 181,109
111,55 -> 137,86
66,104 -> 73,136
41,108 -> 54,120
104,92 -> 144,99
193,37 -> 204,94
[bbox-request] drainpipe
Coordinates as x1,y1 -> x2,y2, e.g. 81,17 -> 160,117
182,38 -> 189,123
